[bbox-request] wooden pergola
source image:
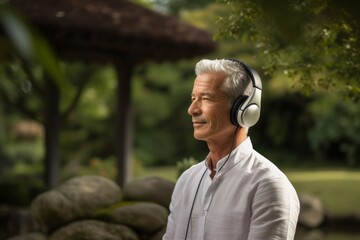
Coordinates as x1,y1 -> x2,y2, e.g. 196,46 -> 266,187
9,0 -> 216,189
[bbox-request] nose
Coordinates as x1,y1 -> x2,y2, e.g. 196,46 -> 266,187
188,99 -> 201,116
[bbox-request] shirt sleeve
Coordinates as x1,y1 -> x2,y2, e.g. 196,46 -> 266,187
162,198 -> 175,240
248,177 -> 300,240
162,170 -> 188,240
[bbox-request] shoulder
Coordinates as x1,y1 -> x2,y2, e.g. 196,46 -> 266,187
248,152 -> 299,205
247,150 -> 288,181
242,150 -> 297,196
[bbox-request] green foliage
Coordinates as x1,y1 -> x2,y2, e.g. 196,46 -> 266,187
132,61 -> 207,166
216,0 -> 360,101
308,95 -> 360,166
0,138 -> 44,205
5,140 -> 43,166
176,157 -> 198,177
129,0 -> 154,9
251,92 -> 314,167
0,114 -> 45,205
0,4 -> 100,125
0,60 -> 43,121
150,0 -> 213,15
1,0 -> 359,210
58,64 -> 120,168
0,3 -> 69,92
0,173 -> 44,205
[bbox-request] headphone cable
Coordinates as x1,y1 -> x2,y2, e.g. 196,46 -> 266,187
183,126 -> 239,239
184,168 -> 207,240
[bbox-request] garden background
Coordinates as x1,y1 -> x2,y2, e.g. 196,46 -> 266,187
0,0 -> 359,239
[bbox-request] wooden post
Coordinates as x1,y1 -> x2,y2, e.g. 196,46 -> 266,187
114,58 -> 133,188
44,77 -> 60,189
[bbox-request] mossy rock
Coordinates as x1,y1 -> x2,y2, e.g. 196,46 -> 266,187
50,220 -> 138,240
123,177 -> 174,208
97,201 -> 168,233
31,175 -> 122,231
7,232 -> 48,240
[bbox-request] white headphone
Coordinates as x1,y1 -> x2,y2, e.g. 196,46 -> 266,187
228,59 -> 262,128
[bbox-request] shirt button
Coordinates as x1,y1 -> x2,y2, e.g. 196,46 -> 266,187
202,211 -> 207,216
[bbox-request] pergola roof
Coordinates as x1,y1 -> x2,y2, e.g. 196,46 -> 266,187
10,0 -> 217,62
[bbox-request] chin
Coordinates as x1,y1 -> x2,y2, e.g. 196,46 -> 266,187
193,133 -> 206,141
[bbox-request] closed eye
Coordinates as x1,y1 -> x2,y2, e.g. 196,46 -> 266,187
202,96 -> 214,101
191,93 -> 215,102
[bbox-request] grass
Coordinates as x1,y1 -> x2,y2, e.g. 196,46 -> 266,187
295,227 -> 360,240
286,170 -> 360,214
140,167 -> 360,215
136,166 -> 178,182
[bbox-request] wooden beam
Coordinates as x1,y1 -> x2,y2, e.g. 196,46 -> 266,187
114,58 -> 133,188
44,76 -> 60,189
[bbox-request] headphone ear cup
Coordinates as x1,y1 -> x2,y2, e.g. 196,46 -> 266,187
237,87 -> 262,128
230,95 -> 248,126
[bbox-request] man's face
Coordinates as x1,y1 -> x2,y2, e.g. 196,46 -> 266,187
188,72 -> 235,144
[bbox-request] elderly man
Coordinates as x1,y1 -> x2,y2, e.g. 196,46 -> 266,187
163,59 -> 300,240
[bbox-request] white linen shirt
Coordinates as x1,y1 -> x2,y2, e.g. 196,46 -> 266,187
163,137 -> 300,240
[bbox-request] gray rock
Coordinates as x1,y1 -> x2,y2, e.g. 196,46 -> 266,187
103,202 -> 168,233
149,227 -> 166,240
31,175 -> 122,231
50,220 -> 139,240
298,194 -> 326,228
123,177 -> 174,208
7,232 -> 48,240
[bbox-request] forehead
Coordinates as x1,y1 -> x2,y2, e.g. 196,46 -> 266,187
192,72 -> 226,94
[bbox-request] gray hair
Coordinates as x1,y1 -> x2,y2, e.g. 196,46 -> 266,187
195,59 -> 253,105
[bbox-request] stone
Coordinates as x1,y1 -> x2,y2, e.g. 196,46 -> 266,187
7,232 -> 48,240
100,202 -> 168,233
31,175 -> 122,231
149,227 -> 166,240
123,177 -> 174,208
298,194 -> 326,228
50,220 -> 139,240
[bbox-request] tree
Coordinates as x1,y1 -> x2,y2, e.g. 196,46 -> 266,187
216,0 -> 360,101
179,2 -> 360,167
0,3 -> 98,188
149,0 -> 213,15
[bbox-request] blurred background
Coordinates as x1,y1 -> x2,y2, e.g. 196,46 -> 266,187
0,0 -> 359,239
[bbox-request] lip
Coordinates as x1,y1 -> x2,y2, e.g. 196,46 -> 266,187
192,121 -> 206,127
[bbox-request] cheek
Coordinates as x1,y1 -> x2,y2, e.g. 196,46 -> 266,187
211,108 -> 230,129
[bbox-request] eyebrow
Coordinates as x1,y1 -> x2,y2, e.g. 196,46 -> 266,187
191,92 -> 215,98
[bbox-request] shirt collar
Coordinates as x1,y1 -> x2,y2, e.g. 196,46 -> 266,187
204,137 -> 253,173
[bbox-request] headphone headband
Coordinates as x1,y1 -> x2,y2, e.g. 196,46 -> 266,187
226,58 -> 262,90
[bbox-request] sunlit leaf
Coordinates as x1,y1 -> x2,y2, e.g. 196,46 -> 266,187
0,4 -> 70,92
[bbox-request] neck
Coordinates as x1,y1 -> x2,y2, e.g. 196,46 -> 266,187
207,127 -> 247,170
